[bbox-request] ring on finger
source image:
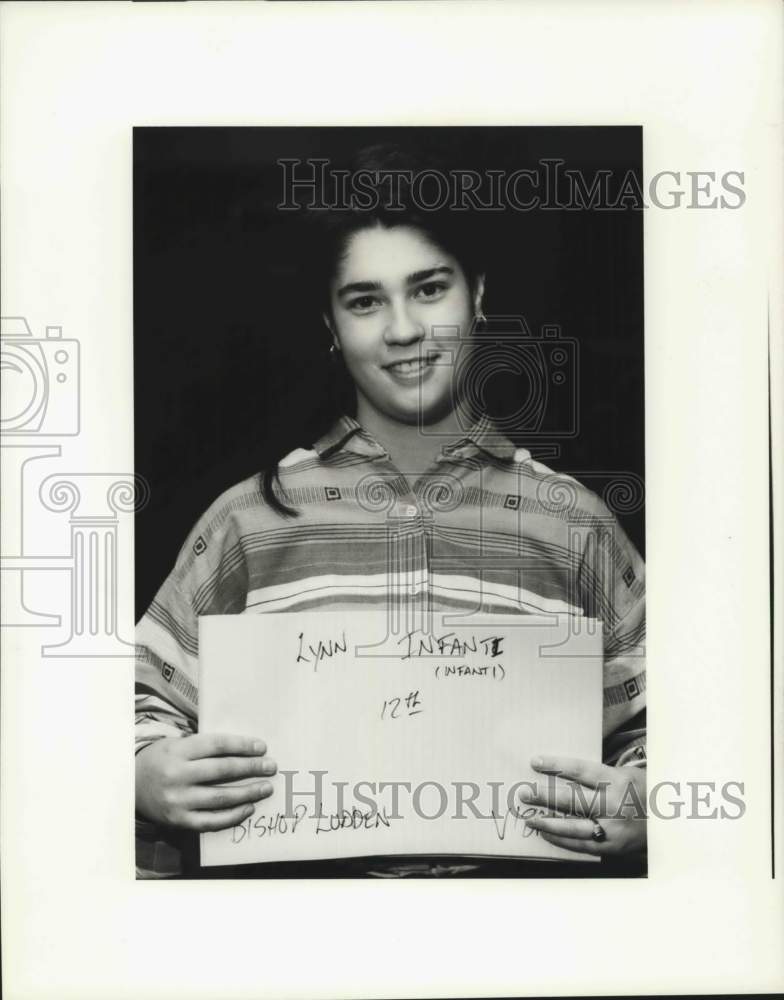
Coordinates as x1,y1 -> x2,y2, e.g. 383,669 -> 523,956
591,820 -> 607,842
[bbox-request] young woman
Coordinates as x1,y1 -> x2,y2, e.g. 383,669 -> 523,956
135,145 -> 647,876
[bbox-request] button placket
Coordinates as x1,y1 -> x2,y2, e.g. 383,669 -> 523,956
398,499 -> 427,595
379,458 -> 434,603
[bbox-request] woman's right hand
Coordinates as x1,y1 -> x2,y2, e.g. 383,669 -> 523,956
135,732 -> 277,832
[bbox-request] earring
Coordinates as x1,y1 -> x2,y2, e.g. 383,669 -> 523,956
329,344 -> 338,356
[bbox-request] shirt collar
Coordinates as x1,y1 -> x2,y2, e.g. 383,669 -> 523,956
313,416 -> 387,460
314,413 -> 517,463
442,412 -> 518,462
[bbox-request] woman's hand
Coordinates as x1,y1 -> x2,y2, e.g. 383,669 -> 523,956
518,755 -> 647,857
135,733 -> 277,832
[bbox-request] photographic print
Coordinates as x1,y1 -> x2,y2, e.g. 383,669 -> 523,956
133,126 -> 647,879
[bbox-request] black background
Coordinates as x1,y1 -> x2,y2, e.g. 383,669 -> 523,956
134,126 -> 644,614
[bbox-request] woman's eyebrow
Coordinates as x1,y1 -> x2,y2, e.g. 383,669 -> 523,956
336,280 -> 383,298
406,266 -> 454,284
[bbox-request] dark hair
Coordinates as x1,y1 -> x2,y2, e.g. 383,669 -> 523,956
304,143 -> 485,309
261,142 -> 486,516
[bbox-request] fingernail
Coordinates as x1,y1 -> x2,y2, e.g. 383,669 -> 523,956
518,788 -> 533,802
253,740 -> 266,754
261,759 -> 277,775
531,756 -> 545,769
257,780 -> 273,797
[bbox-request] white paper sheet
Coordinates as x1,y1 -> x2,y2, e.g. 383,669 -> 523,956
199,611 -> 603,866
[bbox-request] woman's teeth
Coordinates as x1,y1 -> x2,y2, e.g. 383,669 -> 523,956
387,354 -> 439,375
391,359 -> 427,373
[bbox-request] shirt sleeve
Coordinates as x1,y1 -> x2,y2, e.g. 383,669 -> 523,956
134,539 -> 205,878
577,496 -> 647,766
135,573 -> 200,755
134,482 -> 251,754
134,488 -> 250,877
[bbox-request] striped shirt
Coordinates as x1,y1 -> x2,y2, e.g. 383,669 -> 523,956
136,414 -> 646,773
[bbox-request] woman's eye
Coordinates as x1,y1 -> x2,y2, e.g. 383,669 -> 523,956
414,282 -> 448,301
347,295 -> 380,313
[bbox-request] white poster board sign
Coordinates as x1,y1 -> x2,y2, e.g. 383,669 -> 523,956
199,611 -> 603,867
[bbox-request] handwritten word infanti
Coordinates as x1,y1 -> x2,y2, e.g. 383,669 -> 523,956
397,629 -> 504,660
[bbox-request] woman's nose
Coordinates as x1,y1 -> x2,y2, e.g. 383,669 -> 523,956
383,302 -> 425,346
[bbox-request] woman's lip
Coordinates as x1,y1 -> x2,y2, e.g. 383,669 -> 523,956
383,356 -> 440,384
383,352 -> 441,372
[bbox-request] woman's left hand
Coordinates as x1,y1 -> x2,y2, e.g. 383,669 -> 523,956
519,755 -> 647,857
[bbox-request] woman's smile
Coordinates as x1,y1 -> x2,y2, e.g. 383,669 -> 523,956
382,350 -> 443,383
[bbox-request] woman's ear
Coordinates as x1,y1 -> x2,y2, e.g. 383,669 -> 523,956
322,311 -> 340,351
473,274 -> 486,317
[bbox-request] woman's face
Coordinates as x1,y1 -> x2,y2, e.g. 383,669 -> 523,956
326,224 -> 483,427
